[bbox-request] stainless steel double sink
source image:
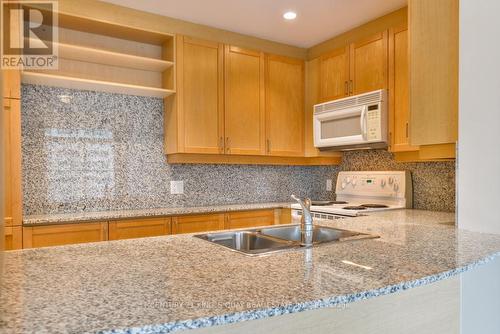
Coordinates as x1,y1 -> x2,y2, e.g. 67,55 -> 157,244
194,224 -> 378,256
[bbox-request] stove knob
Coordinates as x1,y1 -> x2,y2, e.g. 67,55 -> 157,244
393,183 -> 399,192
352,178 -> 357,186
388,177 -> 394,185
346,177 -> 351,184
381,179 -> 386,188
341,182 -> 347,189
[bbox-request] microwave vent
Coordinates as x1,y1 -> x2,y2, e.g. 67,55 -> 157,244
357,90 -> 383,105
314,89 -> 386,114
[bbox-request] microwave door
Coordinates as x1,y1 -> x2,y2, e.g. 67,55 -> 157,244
314,106 -> 366,147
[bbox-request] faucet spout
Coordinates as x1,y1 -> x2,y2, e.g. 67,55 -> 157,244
291,195 -> 313,247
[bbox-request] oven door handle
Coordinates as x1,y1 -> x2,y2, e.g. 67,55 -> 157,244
360,106 -> 368,140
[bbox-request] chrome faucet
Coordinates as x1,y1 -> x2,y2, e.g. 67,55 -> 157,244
291,195 -> 314,247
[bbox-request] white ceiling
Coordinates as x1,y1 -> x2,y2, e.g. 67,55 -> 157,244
101,0 -> 407,48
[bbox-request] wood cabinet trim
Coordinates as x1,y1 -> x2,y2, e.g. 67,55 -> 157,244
3,98 -> 23,227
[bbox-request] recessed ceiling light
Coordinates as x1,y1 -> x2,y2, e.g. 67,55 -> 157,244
283,11 -> 297,20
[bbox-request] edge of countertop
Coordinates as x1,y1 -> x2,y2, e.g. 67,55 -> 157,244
99,250 -> 500,334
22,202 -> 292,226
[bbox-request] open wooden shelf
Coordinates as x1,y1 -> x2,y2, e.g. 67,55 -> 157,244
22,72 -> 175,98
21,4 -> 176,97
56,42 -> 174,72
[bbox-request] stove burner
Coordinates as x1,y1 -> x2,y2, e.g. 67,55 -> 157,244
342,206 -> 367,210
361,204 -> 389,208
311,200 -> 348,206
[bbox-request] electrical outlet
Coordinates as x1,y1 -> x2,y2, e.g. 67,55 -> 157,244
170,180 -> 184,194
326,179 -> 333,191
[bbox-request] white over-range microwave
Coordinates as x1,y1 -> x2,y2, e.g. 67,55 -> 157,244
313,89 -> 388,150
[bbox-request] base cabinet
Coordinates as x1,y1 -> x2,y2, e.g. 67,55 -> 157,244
172,213 -> 226,234
23,222 -> 108,249
19,209 -> 292,248
225,210 -> 275,229
109,218 -> 171,240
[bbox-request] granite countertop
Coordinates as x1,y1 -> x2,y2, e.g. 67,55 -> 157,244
22,202 -> 292,225
3,209 -> 500,333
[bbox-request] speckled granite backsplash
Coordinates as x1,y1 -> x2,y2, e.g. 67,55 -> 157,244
21,85 -> 336,215
21,84 -> 455,215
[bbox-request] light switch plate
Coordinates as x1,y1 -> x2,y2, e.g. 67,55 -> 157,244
170,180 -> 184,194
326,179 -> 333,191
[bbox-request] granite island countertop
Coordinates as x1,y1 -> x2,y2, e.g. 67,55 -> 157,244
3,209 -> 500,333
22,202 -> 292,225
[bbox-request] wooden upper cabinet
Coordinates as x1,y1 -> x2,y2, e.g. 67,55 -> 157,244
176,36 -> 224,154
171,213 -> 225,234
350,31 -> 388,95
389,26 -> 418,153
265,55 -> 305,157
3,98 -> 22,227
3,70 -> 21,99
224,46 -> 266,155
318,46 -> 350,102
409,0 -> 458,146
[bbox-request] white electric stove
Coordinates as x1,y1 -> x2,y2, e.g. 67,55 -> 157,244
292,171 -> 413,219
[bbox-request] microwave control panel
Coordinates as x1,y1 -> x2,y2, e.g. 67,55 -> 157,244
366,104 -> 381,140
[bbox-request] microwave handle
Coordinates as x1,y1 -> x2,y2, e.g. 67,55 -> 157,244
360,106 -> 368,140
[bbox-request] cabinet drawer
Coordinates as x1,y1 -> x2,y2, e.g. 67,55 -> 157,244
225,209 -> 275,229
5,226 -> 22,250
171,213 -> 225,234
23,222 -> 108,248
109,218 -> 171,240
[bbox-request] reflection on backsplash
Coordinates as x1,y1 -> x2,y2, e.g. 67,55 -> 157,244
21,84 -> 337,215
22,85 -> 456,215
45,128 -> 115,205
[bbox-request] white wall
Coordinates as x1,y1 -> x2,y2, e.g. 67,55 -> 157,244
458,0 -> 500,234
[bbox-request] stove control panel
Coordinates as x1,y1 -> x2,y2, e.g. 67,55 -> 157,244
336,171 -> 411,201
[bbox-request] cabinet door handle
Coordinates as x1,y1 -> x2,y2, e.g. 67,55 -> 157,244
225,137 -> 230,153
266,139 -> 271,154
406,123 -> 409,138
344,81 -> 348,95
349,80 -> 353,94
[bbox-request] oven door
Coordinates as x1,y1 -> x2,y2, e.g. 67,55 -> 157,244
313,105 -> 367,148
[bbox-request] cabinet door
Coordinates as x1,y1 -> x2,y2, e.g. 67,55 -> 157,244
265,55 -> 304,157
23,222 -> 108,249
171,213 -> 225,234
224,46 -> 266,155
177,37 -> 224,154
3,70 -> 21,99
350,31 -> 388,95
389,27 -> 418,152
318,46 -> 350,102
109,217 -> 171,240
3,98 -> 22,227
225,210 -> 275,229
409,0 -> 458,146
5,226 -> 22,250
